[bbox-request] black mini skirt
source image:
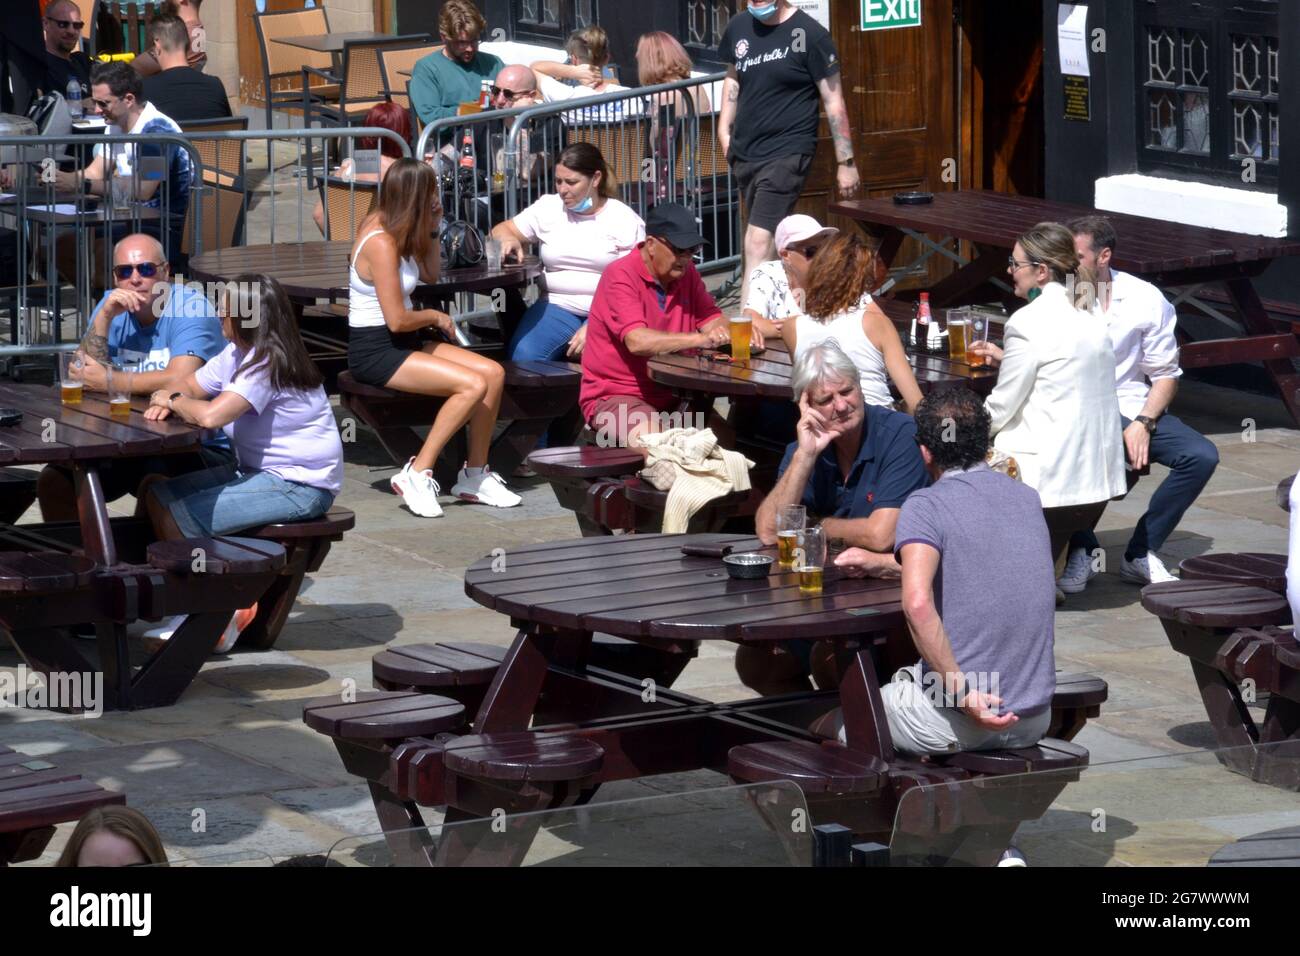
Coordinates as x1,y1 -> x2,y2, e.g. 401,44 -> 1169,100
348,326 -> 422,387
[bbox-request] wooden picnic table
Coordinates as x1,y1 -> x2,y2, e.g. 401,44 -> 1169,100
188,242 -> 542,304
830,189 -> 1300,423
0,383 -> 286,710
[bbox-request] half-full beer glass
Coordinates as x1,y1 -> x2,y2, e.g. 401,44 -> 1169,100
776,504 -> 806,569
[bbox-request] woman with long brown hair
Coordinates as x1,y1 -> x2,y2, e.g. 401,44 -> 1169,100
347,158 -> 518,518
56,806 -> 168,867
782,233 -> 922,414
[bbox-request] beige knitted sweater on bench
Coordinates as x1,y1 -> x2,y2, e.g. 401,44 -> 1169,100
636,428 -> 755,533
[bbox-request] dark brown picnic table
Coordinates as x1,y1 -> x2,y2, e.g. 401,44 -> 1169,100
830,189 -> 1300,423
188,242 -> 543,304
0,383 -> 286,710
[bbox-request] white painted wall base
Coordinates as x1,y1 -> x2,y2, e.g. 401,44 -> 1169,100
1094,173 -> 1288,237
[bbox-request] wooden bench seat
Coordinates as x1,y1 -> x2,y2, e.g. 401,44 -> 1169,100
237,506 -> 356,650
372,642 -> 506,711
338,361 -> 581,488
146,536 -> 285,575
303,690 -> 466,742
1046,672 -> 1109,741
727,740 -> 888,794
929,737 -> 1089,775
1180,553 -> 1288,594
1142,579 -> 1300,789
0,744 -> 124,866
0,552 -> 96,593
443,732 -> 605,783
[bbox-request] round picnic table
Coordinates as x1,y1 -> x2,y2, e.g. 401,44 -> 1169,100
188,241 -> 543,303
0,383 -> 286,710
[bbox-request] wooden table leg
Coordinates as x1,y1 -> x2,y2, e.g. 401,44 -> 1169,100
1226,276 -> 1300,425
472,628 -> 558,733
128,611 -> 228,709
4,626 -> 102,713
73,463 -> 115,567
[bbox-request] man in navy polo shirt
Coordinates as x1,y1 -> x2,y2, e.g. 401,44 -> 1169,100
743,342 -> 928,694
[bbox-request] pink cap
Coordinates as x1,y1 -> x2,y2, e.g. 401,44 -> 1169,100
774,214 -> 839,253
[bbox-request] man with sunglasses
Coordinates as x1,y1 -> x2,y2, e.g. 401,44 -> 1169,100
36,233 -> 229,521
41,0 -> 90,98
742,214 -> 838,338
409,0 -> 503,130
581,203 -> 734,450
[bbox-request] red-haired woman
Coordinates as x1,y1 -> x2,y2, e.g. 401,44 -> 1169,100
313,101 -> 413,234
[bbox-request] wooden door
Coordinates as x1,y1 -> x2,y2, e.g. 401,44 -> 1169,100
795,0 -> 960,288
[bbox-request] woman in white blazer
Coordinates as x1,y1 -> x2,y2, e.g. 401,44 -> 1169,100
970,222 -> 1125,577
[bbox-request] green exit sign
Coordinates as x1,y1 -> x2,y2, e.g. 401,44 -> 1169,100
861,0 -> 922,31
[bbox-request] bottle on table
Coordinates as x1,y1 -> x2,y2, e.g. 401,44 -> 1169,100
459,130 -> 476,173
479,80 -> 492,112
914,292 -> 942,353
66,78 -> 83,119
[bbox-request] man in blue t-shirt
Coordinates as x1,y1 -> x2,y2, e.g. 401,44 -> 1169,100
741,342 -> 928,695
36,232 -> 230,520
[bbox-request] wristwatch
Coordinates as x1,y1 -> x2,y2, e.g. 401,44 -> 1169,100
168,391 -> 183,410
1135,415 -> 1158,435
838,157 -> 856,167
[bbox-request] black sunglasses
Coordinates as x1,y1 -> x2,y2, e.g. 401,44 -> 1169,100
45,17 -> 85,30
114,262 -> 162,281
655,237 -> 700,259
490,85 -> 531,99
789,243 -> 823,258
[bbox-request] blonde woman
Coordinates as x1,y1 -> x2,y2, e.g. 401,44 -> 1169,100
971,221 -> 1125,577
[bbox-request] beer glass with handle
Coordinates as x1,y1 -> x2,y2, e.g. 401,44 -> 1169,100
776,504 -> 806,569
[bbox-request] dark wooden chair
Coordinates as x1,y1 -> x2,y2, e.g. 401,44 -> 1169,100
1141,578 -> 1300,789
0,744 -> 124,866
1179,553 -> 1288,594
235,506 -> 355,651
303,690 -> 467,866
338,361 -> 581,489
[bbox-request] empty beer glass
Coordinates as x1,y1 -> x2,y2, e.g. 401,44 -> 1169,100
776,504 -> 806,569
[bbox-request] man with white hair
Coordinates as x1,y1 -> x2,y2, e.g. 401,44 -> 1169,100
36,232 -> 229,520
743,342 -> 928,694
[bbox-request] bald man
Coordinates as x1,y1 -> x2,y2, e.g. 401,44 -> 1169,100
37,233 -> 231,520
41,0 -> 90,96
490,64 -> 541,121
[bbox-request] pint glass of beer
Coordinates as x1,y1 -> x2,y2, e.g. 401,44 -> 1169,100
796,525 -> 826,595
729,316 -> 752,363
776,504 -> 806,569
59,351 -> 84,405
946,309 -> 970,364
107,366 -> 132,418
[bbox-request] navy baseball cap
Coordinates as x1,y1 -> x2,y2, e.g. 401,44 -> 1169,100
645,203 -> 707,249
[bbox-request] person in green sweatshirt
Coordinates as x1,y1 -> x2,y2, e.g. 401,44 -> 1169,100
410,0 -> 503,130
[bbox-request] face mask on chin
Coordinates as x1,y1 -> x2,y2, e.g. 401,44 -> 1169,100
749,2 -> 778,18
569,179 -> 597,214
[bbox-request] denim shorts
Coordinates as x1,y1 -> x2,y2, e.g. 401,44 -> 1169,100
151,464 -> 336,537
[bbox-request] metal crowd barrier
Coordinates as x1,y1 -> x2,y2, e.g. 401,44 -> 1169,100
414,72 -> 740,275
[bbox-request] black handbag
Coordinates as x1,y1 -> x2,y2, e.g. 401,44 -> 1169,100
440,219 -> 485,269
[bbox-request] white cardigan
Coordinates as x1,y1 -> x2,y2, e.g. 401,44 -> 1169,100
985,282 -> 1126,508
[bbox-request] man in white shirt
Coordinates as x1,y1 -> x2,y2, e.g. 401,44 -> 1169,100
1061,216 -> 1219,589
741,213 -> 836,340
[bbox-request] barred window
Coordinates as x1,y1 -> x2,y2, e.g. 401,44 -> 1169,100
1136,0 -> 1280,187
513,0 -> 596,43
683,0 -> 737,69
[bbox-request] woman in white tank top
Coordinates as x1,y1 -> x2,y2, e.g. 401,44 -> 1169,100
782,234 -> 923,415
347,159 -> 521,519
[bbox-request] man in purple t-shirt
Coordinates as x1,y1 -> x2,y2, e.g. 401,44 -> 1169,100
876,388 -> 1056,755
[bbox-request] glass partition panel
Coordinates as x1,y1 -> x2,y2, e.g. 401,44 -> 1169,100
327,781 -> 812,867
890,742 -> 1300,867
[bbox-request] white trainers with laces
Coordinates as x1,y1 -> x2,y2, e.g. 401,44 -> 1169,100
1058,547 -> 1096,594
452,466 -> 522,508
1120,551 -> 1177,585
391,458 -> 444,518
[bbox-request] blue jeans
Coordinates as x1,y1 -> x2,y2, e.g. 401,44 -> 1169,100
1073,413 -> 1219,559
507,299 -> 585,362
152,463 -> 336,538
507,299 -> 585,451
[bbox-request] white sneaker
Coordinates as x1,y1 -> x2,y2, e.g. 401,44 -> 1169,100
1120,551 -> 1177,585
143,614 -> 187,642
452,466 -> 522,508
1058,547 -> 1095,594
391,458 -> 444,518
997,846 -> 1028,867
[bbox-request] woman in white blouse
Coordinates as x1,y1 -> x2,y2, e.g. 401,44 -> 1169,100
971,221 -> 1125,574
493,143 -> 645,362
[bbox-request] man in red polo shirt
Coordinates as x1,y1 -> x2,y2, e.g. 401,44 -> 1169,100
581,203 -> 731,449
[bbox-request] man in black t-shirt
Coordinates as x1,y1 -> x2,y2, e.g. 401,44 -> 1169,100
42,0 -> 91,98
718,1 -> 860,307
139,11 -> 230,122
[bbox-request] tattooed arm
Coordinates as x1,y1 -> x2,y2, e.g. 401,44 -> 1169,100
816,73 -> 860,198
718,67 -> 740,159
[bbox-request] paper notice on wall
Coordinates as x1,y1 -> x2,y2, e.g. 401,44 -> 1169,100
1058,3 -> 1090,77
791,0 -> 830,30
